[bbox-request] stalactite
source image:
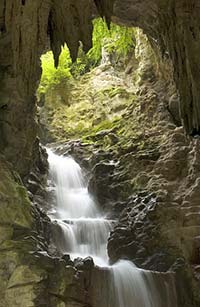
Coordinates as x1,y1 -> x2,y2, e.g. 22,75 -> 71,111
94,0 -> 114,27
5,0 -> 51,95
49,0 -> 94,66
3,0 -> 113,94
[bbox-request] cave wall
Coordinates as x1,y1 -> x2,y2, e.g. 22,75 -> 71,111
0,0 -> 97,176
0,1 -> 49,176
113,0 -> 200,135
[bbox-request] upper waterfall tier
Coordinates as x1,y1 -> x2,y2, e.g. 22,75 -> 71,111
48,149 -> 99,219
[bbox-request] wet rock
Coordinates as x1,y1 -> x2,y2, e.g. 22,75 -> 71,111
83,256 -> 94,269
62,254 -> 74,266
88,161 -> 116,207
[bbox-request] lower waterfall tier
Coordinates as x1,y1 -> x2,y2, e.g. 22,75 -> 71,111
47,148 -> 177,307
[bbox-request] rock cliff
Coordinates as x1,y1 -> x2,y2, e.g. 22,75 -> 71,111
1,1 -> 200,307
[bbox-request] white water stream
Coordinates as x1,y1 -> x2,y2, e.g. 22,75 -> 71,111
47,149 -> 177,307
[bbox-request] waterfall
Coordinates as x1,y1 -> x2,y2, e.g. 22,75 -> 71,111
48,152 -> 98,219
47,149 -> 177,307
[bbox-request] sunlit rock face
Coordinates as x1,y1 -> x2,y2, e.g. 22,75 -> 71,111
113,0 -> 200,135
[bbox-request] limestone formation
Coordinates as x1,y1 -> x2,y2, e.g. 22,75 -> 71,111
1,1 -> 200,307
112,0 -> 200,135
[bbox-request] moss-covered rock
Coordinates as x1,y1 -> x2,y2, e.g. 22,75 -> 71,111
0,158 -> 33,229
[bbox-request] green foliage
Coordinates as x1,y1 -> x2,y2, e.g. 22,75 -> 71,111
87,18 -> 136,66
91,116 -> 121,134
101,86 -> 132,99
87,18 -> 109,65
38,47 -> 72,95
38,19 -> 136,96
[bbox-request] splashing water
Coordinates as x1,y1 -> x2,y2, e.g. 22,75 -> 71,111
47,148 -> 177,307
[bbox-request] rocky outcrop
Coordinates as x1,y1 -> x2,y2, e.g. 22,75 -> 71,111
113,0 -> 200,135
104,127 -> 200,306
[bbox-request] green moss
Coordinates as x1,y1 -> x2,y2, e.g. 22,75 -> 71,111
91,117 -> 120,133
41,67 -> 136,141
0,159 -> 33,229
7,265 -> 47,288
99,86 -> 133,100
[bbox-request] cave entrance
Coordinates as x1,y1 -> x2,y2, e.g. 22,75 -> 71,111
37,18 -> 138,146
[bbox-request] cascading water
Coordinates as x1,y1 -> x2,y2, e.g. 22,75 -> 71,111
47,149 -> 177,307
48,150 -> 112,265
